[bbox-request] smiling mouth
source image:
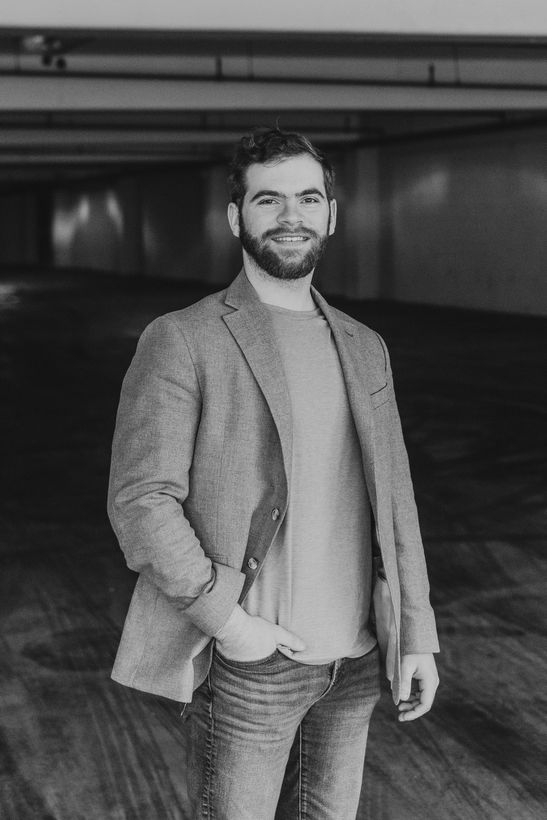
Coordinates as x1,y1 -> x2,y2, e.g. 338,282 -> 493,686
271,235 -> 310,243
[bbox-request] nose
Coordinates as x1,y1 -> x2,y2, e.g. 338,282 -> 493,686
277,198 -> 303,227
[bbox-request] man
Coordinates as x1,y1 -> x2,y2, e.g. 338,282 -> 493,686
108,128 -> 439,819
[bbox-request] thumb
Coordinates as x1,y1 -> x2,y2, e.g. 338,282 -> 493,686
399,659 -> 414,701
274,625 -> 306,653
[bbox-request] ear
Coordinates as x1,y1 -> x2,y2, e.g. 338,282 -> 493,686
328,199 -> 337,236
227,202 -> 240,238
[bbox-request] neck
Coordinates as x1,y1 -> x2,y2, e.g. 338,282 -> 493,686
242,254 -> 316,311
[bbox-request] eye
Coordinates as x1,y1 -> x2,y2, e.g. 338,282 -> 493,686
257,198 -> 279,206
301,196 -> 321,205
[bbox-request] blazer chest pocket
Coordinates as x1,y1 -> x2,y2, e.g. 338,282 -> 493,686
370,383 -> 390,409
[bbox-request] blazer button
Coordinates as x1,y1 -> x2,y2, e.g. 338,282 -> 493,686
271,507 -> 280,520
247,557 -> 258,571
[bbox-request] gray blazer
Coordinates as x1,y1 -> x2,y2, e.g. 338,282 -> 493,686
108,270 -> 439,704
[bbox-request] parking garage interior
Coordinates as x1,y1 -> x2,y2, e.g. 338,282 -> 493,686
1,5 -> 547,819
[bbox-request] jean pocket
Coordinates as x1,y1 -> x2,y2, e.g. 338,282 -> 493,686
213,647 -> 280,671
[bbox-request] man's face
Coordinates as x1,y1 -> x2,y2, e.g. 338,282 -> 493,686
228,154 -> 337,281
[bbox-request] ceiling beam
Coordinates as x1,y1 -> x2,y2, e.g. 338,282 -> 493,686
0,153 -> 211,165
3,75 -> 547,111
0,128 -> 362,148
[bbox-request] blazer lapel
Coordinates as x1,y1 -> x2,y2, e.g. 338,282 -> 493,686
311,287 -> 378,514
223,272 -> 293,487
222,272 -> 379,512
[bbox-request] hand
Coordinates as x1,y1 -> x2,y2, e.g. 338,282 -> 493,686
398,653 -> 439,722
215,604 -> 306,662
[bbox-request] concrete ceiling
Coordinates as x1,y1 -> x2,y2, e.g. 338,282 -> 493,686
3,0 -> 547,38
1,29 -> 547,186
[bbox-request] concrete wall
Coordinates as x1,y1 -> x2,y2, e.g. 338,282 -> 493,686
50,166 -> 240,283
0,192 -> 39,267
381,128 -> 547,315
3,125 -> 547,316
53,187 -> 124,272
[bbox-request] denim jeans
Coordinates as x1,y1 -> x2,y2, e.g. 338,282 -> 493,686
184,643 -> 381,819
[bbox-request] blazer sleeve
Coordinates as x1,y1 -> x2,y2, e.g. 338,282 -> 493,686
107,315 -> 245,637
378,334 -> 440,656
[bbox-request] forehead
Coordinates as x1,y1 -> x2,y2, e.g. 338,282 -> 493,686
243,154 -> 326,199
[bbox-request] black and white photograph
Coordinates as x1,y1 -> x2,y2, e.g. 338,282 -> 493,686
1,2 -> 546,818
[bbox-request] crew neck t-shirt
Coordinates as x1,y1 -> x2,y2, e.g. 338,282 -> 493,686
242,301 -> 376,664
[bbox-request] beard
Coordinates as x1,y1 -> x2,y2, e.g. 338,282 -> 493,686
239,214 -> 330,281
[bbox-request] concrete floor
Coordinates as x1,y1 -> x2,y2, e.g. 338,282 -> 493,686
1,270 -> 546,819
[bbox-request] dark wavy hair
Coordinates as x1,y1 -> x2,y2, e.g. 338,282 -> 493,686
228,127 -> 335,206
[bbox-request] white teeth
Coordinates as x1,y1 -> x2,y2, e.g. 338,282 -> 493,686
274,236 -> 307,242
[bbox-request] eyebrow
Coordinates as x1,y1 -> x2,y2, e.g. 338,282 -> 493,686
249,188 -> 326,203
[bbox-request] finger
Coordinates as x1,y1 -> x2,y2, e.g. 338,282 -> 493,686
399,679 -> 437,722
398,701 -> 431,722
399,662 -> 415,702
274,626 -> 306,652
398,697 -> 421,712
417,675 -> 438,712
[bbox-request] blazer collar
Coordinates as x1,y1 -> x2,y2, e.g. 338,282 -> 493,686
311,286 -> 377,512
223,270 -> 376,510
